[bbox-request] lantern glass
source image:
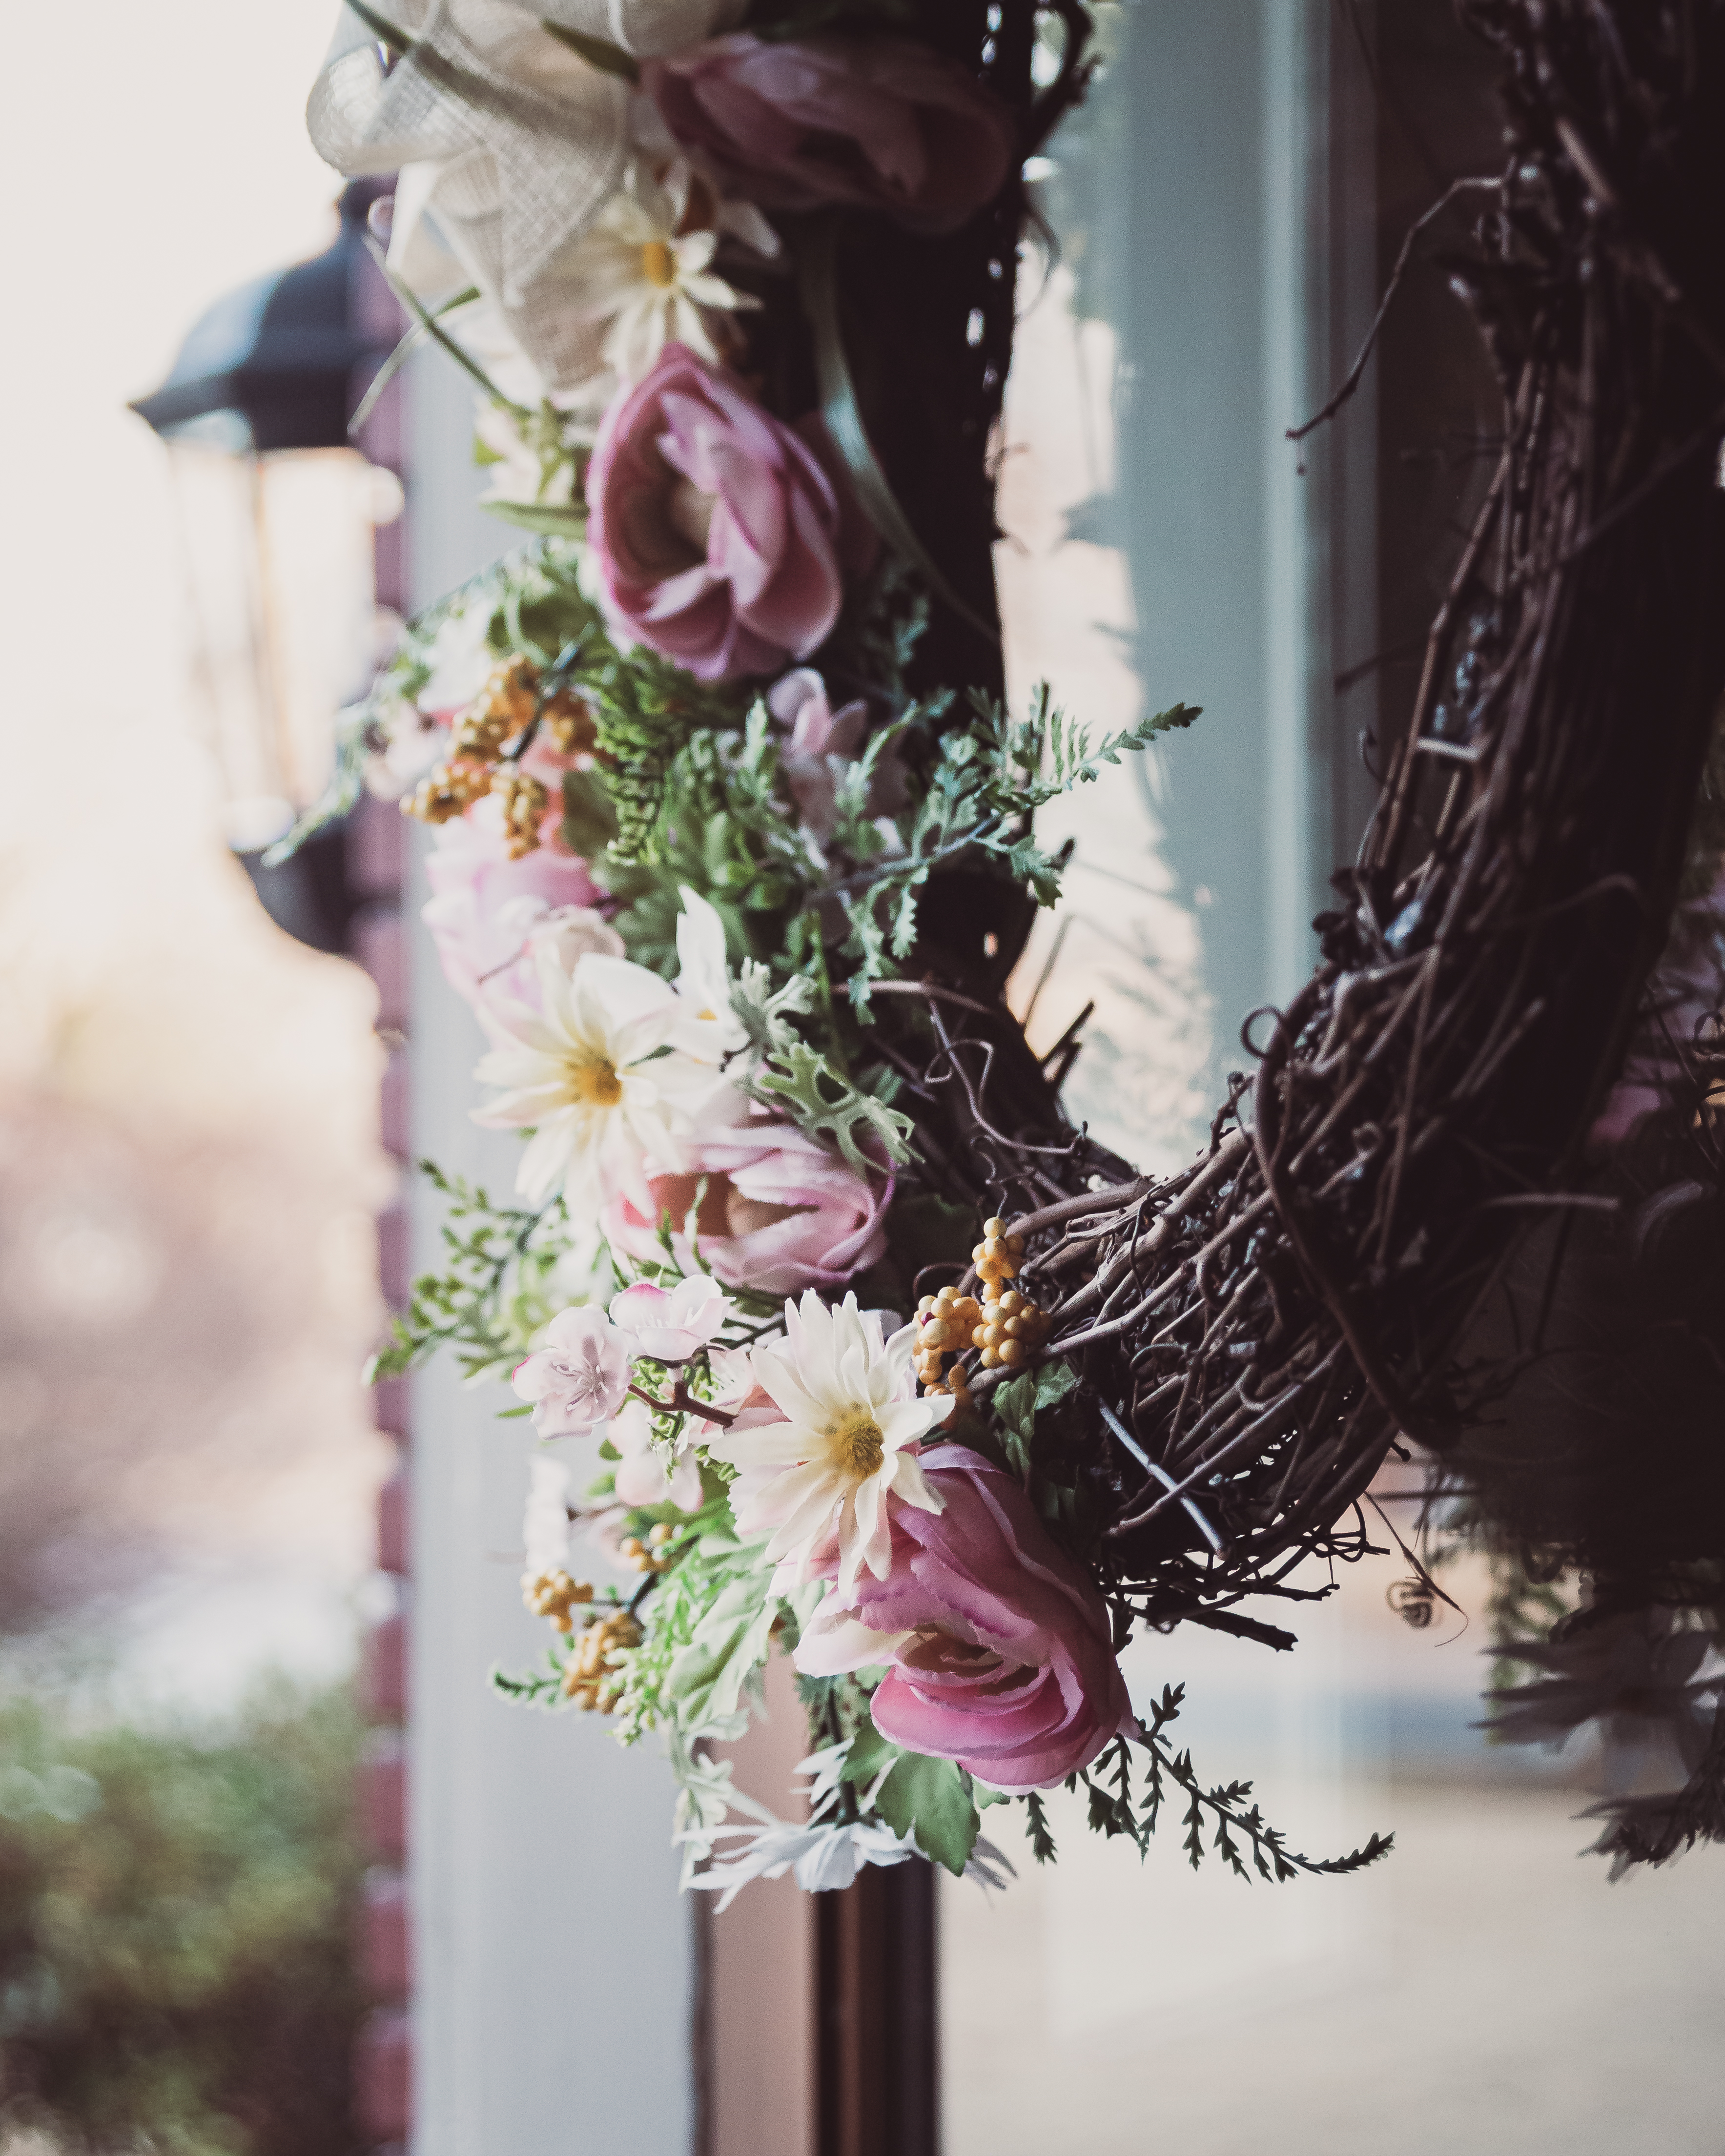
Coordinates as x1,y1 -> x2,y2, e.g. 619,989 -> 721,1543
165,434 -> 400,854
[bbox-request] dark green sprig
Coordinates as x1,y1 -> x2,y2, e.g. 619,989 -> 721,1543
1049,1693 -> 1392,1883
828,685 -> 1200,1002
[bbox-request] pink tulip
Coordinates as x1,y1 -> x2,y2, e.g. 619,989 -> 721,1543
599,1112 -> 890,1296
643,33 -> 1016,233
795,1444 -> 1134,1793
586,343 -> 871,683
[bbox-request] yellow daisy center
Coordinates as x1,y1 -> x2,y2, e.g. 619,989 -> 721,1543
828,1413 -> 885,1480
640,240 -> 678,290
565,1055 -> 623,1108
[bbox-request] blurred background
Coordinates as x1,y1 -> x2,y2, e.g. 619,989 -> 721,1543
2,4 -> 1725,2156
0,5 -> 394,2150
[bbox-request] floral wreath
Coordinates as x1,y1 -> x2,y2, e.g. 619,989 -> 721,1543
294,0 -> 1725,1895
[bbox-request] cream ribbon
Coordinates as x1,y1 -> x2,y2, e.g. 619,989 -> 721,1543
307,0 -> 743,390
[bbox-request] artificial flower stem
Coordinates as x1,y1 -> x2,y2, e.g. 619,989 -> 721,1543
365,237 -> 534,420
625,1381 -> 737,1428
349,285 -> 482,439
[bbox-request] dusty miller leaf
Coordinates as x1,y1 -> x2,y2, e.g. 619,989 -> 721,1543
747,1041 -> 913,1174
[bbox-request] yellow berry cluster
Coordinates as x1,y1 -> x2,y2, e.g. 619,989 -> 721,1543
561,1607 -> 643,1712
519,1569 -> 595,1630
915,1284 -> 983,1403
522,1567 -> 594,1633
404,654 -> 596,854
406,753 -> 492,826
914,1218 -> 1053,1395
617,1522 -> 676,1575
494,769 -> 550,859
971,1217 -> 1051,1370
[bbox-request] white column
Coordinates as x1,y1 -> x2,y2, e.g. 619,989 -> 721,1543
405,349 -> 695,2155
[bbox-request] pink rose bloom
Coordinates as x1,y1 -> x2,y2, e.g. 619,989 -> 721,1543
422,797 -> 616,1011
600,1110 -> 891,1296
512,1306 -> 636,1437
586,343 -> 870,683
795,1444 -> 1134,1793
643,33 -> 1016,233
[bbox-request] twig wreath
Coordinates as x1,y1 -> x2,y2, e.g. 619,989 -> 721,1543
295,0 -> 1725,1893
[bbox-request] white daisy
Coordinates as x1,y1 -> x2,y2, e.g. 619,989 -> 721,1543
674,886 -> 749,1058
706,1292 -> 949,1593
472,942 -> 719,1208
567,162 -> 762,383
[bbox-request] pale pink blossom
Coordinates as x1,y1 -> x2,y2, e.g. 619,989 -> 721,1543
610,1272 -> 730,1362
601,1110 -> 891,1296
513,1306 -> 636,1437
423,797 -> 614,1012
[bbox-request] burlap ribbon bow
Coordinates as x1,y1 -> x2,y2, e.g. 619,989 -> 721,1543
307,0 -> 742,389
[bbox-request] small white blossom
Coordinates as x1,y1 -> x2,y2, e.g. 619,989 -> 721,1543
522,1454 -> 574,1574
673,887 -> 749,1058
566,161 -> 764,383
706,1292 -> 949,1594
472,945 -> 721,1208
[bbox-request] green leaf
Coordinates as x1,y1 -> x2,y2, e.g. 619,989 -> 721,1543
838,1719 -> 898,1792
884,1193 -> 977,1288
839,1722 -> 981,1877
483,499 -> 588,537
749,1040 -> 913,1175
562,767 -> 619,860
991,1361 -> 1078,1481
665,1572 -> 777,1735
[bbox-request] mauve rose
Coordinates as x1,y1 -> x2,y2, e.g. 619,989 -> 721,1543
795,1444 -> 1134,1792
600,1110 -> 890,1296
643,33 -> 1016,232
586,343 -> 870,682
422,797 -> 618,1012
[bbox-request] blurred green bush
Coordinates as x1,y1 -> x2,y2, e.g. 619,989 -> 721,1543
0,1678 -> 366,2156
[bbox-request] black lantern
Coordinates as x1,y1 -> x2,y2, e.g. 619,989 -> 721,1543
130,182 -> 401,950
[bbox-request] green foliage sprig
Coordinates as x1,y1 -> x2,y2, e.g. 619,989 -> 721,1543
1043,1695 -> 1393,1882
370,1162 -> 571,1382
828,685 -> 1201,1011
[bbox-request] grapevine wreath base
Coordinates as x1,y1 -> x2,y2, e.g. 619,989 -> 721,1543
294,0 -> 1725,1892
